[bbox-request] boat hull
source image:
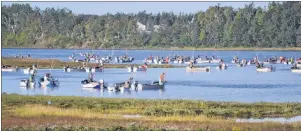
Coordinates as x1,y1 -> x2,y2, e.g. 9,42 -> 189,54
186,67 -> 210,72
64,68 -> 85,72
291,69 -> 301,73
85,67 -> 103,73
216,65 -> 228,70
136,83 -> 164,90
257,67 -> 275,72
23,68 -> 36,74
39,80 -> 60,87
20,80 -> 35,87
127,67 -> 147,72
2,68 -> 18,72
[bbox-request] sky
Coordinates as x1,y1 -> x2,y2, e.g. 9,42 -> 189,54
2,1 -> 270,15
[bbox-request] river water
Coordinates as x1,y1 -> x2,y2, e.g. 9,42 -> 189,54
2,48 -> 301,103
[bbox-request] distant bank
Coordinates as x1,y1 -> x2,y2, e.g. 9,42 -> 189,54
3,46 -> 301,51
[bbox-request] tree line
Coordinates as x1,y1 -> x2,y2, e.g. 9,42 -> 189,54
2,2 -> 301,49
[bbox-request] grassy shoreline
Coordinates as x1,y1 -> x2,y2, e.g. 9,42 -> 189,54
2,57 -> 176,69
3,46 -> 301,51
2,94 -> 301,130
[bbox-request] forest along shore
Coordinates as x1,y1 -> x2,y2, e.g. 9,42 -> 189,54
2,94 -> 301,130
2,2 -> 301,49
3,47 -> 301,51
1,57 -> 176,69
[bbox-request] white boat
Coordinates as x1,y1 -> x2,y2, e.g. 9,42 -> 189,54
23,68 -> 36,74
85,67 -> 103,73
196,58 -> 210,64
216,64 -> 228,70
127,66 -> 147,72
210,59 -> 221,63
63,67 -> 85,72
143,59 -> 153,64
39,79 -> 60,88
136,81 -> 164,91
257,67 -> 276,72
81,79 -> 108,88
20,80 -> 35,87
186,66 -> 210,72
291,69 -> 301,73
2,67 -> 18,72
237,63 -> 246,67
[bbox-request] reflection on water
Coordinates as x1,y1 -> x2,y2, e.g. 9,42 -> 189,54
236,116 -> 301,123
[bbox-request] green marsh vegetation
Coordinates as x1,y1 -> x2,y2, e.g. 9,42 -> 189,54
2,94 -> 301,130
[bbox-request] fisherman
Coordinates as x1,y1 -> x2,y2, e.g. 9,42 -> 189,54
88,71 -> 94,83
44,73 -> 52,82
29,73 -> 35,82
130,64 -> 134,72
99,79 -> 106,88
189,61 -> 194,69
159,73 -> 165,85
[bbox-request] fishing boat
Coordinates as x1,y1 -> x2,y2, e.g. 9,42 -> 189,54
135,81 -> 165,91
210,58 -> 221,63
186,66 -> 210,72
195,58 -> 210,64
39,78 -> 60,88
85,67 -> 103,73
81,79 -> 107,88
23,68 -> 37,74
2,66 -> 19,72
143,58 -> 153,64
216,64 -> 228,70
256,66 -> 276,72
291,68 -> 301,73
107,81 -> 138,92
127,66 -> 147,72
237,63 -> 247,67
63,67 -> 85,72
20,80 -> 35,87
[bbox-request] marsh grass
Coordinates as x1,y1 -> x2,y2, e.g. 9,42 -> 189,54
2,57 -> 177,69
3,94 -> 301,119
2,94 -> 301,130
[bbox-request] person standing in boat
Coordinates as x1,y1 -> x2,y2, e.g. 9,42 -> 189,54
88,71 -> 94,83
189,61 -> 194,69
159,73 -> 165,85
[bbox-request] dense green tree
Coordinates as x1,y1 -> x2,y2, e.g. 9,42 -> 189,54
2,2 -> 301,48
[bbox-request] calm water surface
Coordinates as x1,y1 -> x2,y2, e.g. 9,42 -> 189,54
2,49 -> 301,103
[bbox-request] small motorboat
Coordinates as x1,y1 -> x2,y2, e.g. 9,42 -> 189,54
256,66 -> 276,72
20,80 -> 35,88
210,59 -> 221,63
85,67 -> 103,73
39,78 -> 60,88
127,66 -> 147,72
237,63 -> 246,67
81,79 -> 107,88
23,68 -> 37,74
2,66 -> 19,72
216,64 -> 228,70
136,81 -> 165,91
186,66 -> 210,72
195,58 -> 210,64
291,69 -> 301,73
291,66 -> 301,73
143,59 -> 153,64
107,81 -> 138,92
63,67 -> 85,72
